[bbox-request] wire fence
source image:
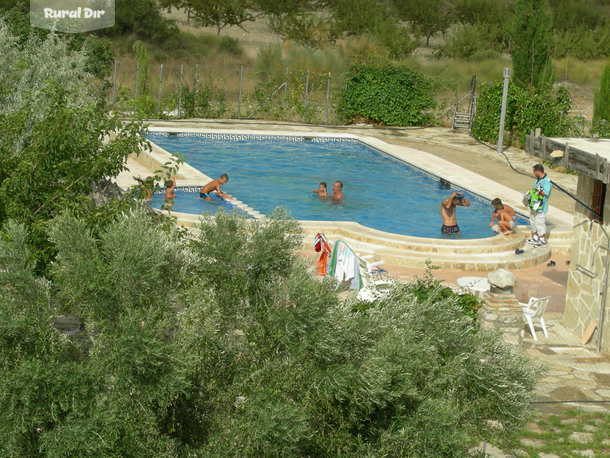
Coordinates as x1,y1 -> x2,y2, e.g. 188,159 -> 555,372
108,60 -> 341,124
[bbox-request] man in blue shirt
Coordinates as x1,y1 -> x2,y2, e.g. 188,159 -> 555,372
527,164 -> 552,247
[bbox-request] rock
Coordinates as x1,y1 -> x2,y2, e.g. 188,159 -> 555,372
582,424 -> 597,432
539,454 -> 560,458
550,150 -> 564,158
573,450 -> 595,457
474,442 -> 507,458
520,438 -> 544,448
569,432 -> 593,444
90,179 -> 123,206
526,422 -> 545,434
487,269 -> 515,289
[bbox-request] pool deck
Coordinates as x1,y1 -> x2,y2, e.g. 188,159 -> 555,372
115,121 -> 576,271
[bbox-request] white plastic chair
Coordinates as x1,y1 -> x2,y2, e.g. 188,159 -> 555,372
520,296 -> 550,341
356,253 -> 394,302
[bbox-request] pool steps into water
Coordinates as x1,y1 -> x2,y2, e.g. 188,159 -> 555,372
299,220 -> 572,271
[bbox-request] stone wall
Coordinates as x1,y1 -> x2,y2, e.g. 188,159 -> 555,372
562,175 -> 610,352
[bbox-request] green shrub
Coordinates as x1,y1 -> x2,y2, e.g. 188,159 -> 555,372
0,20 -> 146,273
472,81 -> 578,145
593,62 -> 610,138
437,23 -> 504,60
218,36 -> 242,56
338,65 -> 435,126
374,22 -> 418,59
553,27 -> 610,59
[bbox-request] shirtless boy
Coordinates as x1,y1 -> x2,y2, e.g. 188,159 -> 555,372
312,182 -> 328,199
440,192 -> 471,234
331,181 -> 344,202
490,198 -> 516,235
200,174 -> 230,200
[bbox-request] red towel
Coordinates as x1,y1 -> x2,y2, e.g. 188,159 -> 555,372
313,233 -> 332,276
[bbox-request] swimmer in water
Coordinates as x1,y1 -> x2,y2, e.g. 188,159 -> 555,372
331,180 -> 344,203
162,179 -> 176,211
312,182 -> 328,199
440,191 -> 470,234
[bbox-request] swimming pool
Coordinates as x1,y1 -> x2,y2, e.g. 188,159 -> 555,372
148,133 -> 528,239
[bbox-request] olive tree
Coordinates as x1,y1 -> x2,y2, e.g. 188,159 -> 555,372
0,208 -> 540,456
0,19 -> 147,272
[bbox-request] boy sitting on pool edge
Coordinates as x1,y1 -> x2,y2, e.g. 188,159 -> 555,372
490,198 -> 517,235
200,174 -> 230,200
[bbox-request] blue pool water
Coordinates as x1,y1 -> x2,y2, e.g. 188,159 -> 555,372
150,187 -> 248,217
148,134 -> 527,239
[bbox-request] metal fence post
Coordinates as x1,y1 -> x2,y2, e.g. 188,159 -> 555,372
497,67 -> 510,154
134,61 -> 139,98
238,64 -> 244,119
157,63 -> 164,115
325,72 -> 331,124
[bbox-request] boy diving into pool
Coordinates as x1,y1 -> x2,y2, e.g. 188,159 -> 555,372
440,191 -> 470,234
200,174 -> 230,200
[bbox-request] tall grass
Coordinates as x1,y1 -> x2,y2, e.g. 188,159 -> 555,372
108,30 -> 604,124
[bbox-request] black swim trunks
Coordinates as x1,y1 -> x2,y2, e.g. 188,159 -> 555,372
441,224 -> 460,234
200,192 -> 210,199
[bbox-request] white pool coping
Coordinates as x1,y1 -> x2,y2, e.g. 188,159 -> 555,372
143,126 -> 573,232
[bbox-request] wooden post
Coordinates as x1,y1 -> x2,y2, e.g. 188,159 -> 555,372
304,71 -> 310,107
542,136 -> 547,158
178,64 -> 184,117
563,142 -> 570,169
238,65 -> 244,119
157,63 -> 164,115
134,61 -> 140,98
325,72 -> 331,124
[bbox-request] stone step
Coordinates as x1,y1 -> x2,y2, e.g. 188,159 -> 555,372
303,224 -> 527,255
321,233 -> 551,271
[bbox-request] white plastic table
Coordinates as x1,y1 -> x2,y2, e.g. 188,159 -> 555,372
457,276 -> 490,295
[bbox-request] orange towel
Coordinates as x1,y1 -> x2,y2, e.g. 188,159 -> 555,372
313,233 -> 332,276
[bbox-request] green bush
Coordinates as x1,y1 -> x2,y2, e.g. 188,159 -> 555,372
593,62 -> 610,138
437,23 -> 504,60
0,209 -> 540,456
374,22 -> 418,59
338,65 -> 435,126
218,36 -> 242,56
0,20 -> 146,273
472,81 -> 578,145
553,27 -> 610,59
405,271 -> 483,320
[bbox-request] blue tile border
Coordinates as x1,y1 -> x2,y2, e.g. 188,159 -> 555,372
148,132 -> 358,143
153,185 -> 202,195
